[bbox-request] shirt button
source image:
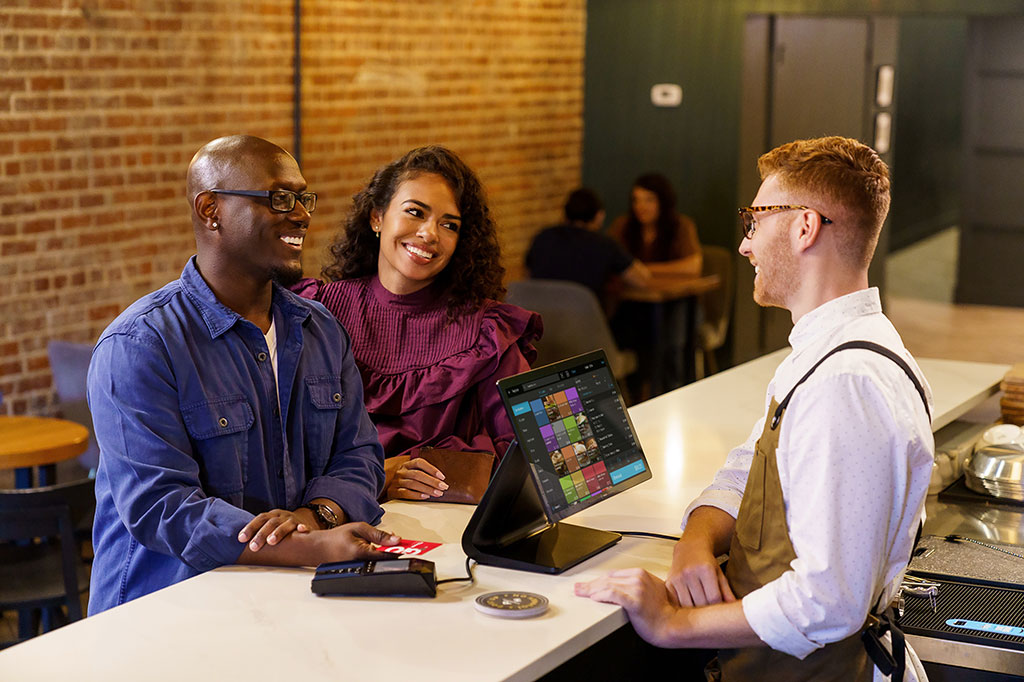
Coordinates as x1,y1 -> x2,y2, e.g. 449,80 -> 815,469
257,352 -> 268,362
218,417 -> 228,428
332,392 -> 342,403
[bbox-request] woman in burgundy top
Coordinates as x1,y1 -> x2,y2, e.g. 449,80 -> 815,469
294,146 -> 541,501
607,172 -> 702,276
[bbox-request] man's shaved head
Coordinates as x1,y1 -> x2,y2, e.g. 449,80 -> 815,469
187,134 -> 309,290
186,135 -> 294,209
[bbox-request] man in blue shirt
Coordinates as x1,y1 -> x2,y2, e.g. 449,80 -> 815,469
88,135 -> 396,615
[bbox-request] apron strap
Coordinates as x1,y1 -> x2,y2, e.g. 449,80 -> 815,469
771,340 -> 931,430
861,606 -> 906,682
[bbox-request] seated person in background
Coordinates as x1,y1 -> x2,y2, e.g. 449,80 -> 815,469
608,172 -> 702,277
609,173 -> 704,398
577,136 -> 933,680
293,146 -> 542,502
88,135 -> 396,615
526,187 -> 650,312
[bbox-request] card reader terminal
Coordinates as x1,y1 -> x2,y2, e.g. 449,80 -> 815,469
311,558 -> 437,598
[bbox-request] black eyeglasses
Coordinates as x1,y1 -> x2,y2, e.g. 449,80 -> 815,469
737,204 -> 832,239
206,189 -> 317,214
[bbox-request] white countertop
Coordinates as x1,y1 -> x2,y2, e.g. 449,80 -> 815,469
0,353 -> 1008,681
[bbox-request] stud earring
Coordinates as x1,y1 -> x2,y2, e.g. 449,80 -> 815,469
212,221 -> 219,229
373,225 -> 380,239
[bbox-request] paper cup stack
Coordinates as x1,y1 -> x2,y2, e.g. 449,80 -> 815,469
1001,363 -> 1024,426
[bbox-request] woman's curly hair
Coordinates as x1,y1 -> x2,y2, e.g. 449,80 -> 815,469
322,145 -> 506,316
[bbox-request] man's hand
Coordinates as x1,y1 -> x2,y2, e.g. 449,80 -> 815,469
238,508 -> 316,552
576,568 -> 762,650
575,569 -> 679,647
666,505 -> 737,607
666,534 -> 735,607
384,455 -> 449,501
322,522 -> 401,563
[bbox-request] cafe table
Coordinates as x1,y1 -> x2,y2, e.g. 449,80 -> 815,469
0,352 -> 1007,681
620,273 -> 720,394
0,415 -> 89,488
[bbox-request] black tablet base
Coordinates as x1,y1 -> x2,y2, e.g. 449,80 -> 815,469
471,522 -> 621,575
462,441 -> 622,574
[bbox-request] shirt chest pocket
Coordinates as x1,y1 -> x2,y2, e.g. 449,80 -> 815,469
304,375 -> 344,474
181,395 -> 255,500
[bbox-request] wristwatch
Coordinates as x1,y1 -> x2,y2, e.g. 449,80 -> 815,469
303,502 -> 339,530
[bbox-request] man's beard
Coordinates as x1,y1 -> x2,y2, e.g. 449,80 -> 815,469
270,261 -> 304,288
752,237 -> 798,309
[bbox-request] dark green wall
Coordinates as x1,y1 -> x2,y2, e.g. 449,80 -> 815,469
890,17 -> 968,252
584,0 -> 1024,252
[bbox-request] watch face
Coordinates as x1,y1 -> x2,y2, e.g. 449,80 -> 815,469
318,504 -> 338,528
308,503 -> 338,529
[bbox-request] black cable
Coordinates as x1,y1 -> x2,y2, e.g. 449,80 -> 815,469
616,530 -> 681,541
436,556 -> 476,585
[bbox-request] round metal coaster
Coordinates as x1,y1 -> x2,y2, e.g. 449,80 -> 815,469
474,591 -> 549,619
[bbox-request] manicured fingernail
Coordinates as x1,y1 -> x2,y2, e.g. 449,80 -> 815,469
439,482 -> 449,490
420,493 -> 428,499
238,532 -> 247,542
250,541 -> 259,551
268,535 -> 277,545
436,472 -> 446,481
297,524 -> 308,532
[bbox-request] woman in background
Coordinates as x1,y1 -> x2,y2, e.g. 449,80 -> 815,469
295,146 -> 541,501
608,172 -> 702,276
608,173 -> 703,399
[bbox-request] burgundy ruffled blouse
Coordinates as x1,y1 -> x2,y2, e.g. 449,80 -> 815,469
294,275 -> 542,459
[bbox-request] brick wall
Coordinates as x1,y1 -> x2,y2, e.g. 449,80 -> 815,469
0,0 -> 584,415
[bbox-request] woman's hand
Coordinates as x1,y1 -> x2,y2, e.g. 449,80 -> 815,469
384,455 -> 449,501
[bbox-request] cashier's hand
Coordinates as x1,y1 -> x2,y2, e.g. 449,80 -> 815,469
238,508 -> 314,552
326,522 -> 401,563
384,455 -> 449,501
575,569 -> 678,648
666,535 -> 735,607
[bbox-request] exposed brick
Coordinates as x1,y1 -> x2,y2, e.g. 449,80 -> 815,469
23,218 -> 56,234
16,137 -> 53,153
29,76 -> 64,91
1,240 -> 38,256
0,0 -> 583,413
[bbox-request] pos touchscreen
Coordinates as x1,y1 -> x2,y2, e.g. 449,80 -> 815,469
498,350 -> 651,521
463,350 -> 652,573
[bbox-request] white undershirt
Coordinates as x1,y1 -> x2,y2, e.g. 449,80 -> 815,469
264,318 -> 280,413
683,288 -> 934,670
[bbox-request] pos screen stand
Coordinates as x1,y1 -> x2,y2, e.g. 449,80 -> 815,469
461,441 -> 621,574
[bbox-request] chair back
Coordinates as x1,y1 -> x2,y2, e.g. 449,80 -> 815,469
47,340 -> 99,470
506,279 -> 636,380
696,245 -> 736,376
0,478 -> 95,623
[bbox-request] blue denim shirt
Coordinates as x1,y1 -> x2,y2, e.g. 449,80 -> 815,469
87,258 -> 385,615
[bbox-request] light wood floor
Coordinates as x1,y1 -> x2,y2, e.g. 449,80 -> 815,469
887,295 -> 1024,366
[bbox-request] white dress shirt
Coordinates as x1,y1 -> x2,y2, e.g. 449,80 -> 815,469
683,288 -> 934,666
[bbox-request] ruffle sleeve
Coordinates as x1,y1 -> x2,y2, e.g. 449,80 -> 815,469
361,301 -> 542,418
290,277 -> 323,301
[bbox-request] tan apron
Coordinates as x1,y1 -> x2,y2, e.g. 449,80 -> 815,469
715,341 -> 930,681
717,396 -> 872,681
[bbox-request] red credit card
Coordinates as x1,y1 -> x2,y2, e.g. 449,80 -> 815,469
377,539 -> 442,557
